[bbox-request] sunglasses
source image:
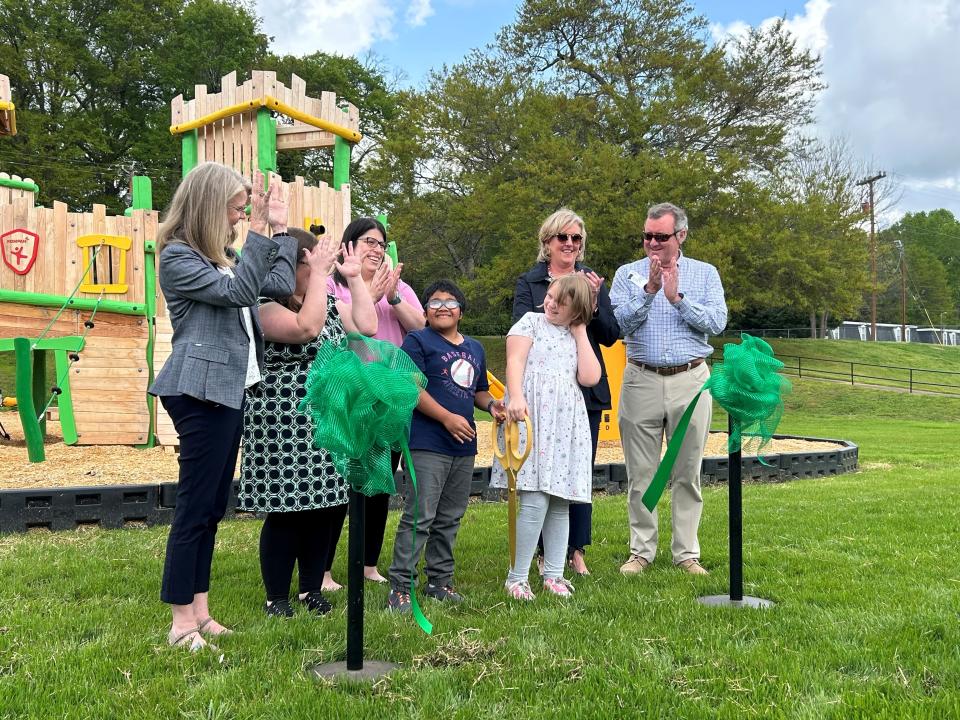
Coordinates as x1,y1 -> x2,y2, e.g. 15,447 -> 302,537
426,299 -> 462,310
553,233 -> 583,245
643,231 -> 680,243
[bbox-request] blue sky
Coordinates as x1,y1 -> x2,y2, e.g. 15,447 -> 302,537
257,0 -> 960,221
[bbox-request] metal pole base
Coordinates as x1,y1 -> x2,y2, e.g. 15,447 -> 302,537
310,660 -> 398,682
698,595 -> 775,609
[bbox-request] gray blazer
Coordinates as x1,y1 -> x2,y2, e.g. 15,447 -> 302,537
149,230 -> 297,409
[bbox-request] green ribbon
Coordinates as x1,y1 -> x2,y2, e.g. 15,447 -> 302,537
641,334 -> 791,512
402,443 -> 433,634
641,388 -> 708,513
299,333 -> 433,634
707,334 -> 792,456
299,334 -> 426,496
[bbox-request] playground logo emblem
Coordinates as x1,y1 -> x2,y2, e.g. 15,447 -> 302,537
1,228 -> 39,275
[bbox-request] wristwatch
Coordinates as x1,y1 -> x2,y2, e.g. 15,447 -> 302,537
387,293 -> 402,305
486,399 -> 496,414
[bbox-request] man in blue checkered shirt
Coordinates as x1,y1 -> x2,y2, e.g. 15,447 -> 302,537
609,202 -> 727,577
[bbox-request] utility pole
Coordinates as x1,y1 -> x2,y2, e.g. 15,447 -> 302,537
857,172 -> 886,341
895,239 -> 908,341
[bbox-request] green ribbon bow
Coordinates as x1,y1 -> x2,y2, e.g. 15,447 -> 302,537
299,333 -> 433,634
641,334 -> 791,512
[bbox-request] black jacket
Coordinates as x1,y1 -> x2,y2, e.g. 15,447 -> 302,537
511,261 -> 621,411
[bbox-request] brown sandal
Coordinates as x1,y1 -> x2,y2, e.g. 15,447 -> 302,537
168,626 -> 206,652
197,617 -> 233,637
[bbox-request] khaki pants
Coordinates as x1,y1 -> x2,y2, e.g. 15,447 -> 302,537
618,362 -> 712,564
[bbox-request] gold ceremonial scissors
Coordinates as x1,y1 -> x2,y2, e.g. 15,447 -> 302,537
492,415 -> 533,567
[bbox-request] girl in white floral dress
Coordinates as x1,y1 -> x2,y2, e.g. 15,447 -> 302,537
491,274 -> 601,600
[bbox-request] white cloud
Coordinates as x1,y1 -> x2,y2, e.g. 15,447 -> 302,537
818,0 -> 960,179
711,0 -> 829,55
406,0 -> 434,26
256,0 -> 397,56
716,0 -> 960,216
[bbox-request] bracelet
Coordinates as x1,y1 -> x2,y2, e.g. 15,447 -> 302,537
387,293 -> 402,306
271,231 -> 290,239
486,399 -> 495,414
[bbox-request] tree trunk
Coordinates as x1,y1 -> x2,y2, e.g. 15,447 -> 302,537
809,311 -> 817,339
819,310 -> 830,339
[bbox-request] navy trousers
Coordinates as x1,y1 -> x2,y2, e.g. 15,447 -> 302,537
159,394 -> 243,605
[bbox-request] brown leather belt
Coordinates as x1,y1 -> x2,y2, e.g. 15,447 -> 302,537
628,357 -> 705,376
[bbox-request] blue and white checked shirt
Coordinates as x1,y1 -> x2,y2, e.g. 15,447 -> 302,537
609,253 -> 727,366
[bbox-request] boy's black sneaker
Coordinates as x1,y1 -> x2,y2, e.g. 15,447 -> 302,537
264,598 -> 294,617
297,591 -> 332,616
424,583 -> 464,603
387,589 -> 411,613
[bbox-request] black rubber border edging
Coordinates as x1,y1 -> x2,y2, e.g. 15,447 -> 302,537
0,435 -> 857,534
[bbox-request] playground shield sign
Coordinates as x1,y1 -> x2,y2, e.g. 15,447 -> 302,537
1,228 -> 39,275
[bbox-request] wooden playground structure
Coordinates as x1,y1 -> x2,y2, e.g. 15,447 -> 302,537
0,70 -> 362,461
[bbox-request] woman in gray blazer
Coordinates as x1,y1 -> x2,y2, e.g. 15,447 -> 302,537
149,162 -> 296,652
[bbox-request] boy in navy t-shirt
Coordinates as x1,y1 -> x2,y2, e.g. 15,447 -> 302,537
388,280 -> 505,611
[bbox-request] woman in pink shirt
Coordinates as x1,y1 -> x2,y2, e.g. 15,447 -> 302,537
323,217 -> 425,589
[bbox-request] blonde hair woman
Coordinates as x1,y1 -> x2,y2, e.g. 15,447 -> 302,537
150,162 -> 296,652
511,208 -> 620,577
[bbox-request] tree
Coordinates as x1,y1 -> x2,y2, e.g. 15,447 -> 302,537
365,0 -> 833,329
0,0 -> 268,212
761,138 -> 877,336
876,242 -> 954,327
881,210 -> 960,315
499,0 -> 823,171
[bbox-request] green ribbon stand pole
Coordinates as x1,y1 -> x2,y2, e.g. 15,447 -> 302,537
299,334 -> 432,680
640,335 -> 790,609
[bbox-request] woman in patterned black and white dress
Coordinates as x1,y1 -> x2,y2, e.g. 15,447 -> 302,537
238,227 -> 377,617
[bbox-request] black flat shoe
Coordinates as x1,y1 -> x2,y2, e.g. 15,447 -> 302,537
264,598 -> 294,617
297,591 -> 332,616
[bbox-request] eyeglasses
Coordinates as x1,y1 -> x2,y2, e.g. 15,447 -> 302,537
553,233 -> 583,245
358,236 -> 387,250
426,299 -> 461,310
643,231 -> 679,243
227,203 -> 249,215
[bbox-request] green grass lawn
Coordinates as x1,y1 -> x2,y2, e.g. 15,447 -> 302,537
1,377 -> 959,718
712,337 -> 960,393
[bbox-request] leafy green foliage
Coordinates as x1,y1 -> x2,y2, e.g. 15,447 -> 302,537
879,210 -> 960,325
365,1 -> 882,329
0,0 -> 397,215
270,52 -> 401,217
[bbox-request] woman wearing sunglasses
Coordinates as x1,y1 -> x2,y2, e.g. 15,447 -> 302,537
323,217 -> 426,590
511,208 -> 620,577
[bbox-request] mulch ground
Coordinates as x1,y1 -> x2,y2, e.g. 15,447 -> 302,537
0,412 -> 844,490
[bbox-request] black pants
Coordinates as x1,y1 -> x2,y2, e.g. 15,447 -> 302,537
539,408 -> 602,557
160,394 -> 243,606
325,450 -> 398,569
260,507 -> 345,600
